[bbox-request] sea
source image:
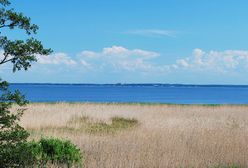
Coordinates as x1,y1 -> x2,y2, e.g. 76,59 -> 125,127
9,83 -> 248,104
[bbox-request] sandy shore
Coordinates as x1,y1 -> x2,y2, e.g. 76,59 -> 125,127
16,103 -> 248,168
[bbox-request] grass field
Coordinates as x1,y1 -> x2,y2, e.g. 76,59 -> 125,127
16,103 -> 248,168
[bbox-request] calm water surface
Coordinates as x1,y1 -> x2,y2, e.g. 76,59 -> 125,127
9,84 -> 248,104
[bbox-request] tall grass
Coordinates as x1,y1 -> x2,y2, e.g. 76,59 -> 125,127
16,103 -> 248,168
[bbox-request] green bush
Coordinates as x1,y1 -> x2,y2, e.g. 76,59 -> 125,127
2,138 -> 83,168
39,138 -> 82,167
0,141 -> 41,168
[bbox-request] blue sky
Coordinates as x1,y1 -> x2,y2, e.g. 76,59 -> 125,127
2,0 -> 248,84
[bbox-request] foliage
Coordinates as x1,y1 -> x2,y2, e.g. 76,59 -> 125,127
0,79 -> 30,168
3,141 -> 42,167
0,0 -> 52,72
0,138 -> 83,168
39,138 -> 82,167
0,0 -> 52,167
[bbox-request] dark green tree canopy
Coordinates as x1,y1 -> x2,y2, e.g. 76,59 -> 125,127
0,0 -> 52,72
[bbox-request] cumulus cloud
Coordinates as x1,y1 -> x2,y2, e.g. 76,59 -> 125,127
9,46 -> 248,77
37,53 -> 77,66
80,46 -> 159,59
176,59 -> 189,68
78,46 -> 165,72
80,51 -> 98,58
31,46 -> 164,74
80,60 -> 92,69
173,49 -> 248,73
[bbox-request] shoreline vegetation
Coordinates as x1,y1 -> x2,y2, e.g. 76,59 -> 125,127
17,103 -> 248,168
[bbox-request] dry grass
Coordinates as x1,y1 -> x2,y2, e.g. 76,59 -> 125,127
16,103 -> 248,168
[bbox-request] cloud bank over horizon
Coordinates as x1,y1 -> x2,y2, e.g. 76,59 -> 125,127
2,46 -> 248,84
36,46 -> 248,74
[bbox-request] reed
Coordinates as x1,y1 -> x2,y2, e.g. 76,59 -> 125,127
16,103 -> 248,168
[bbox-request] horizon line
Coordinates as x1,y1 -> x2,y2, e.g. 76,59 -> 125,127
9,83 -> 248,87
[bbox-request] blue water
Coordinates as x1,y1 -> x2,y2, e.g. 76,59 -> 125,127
9,83 -> 248,104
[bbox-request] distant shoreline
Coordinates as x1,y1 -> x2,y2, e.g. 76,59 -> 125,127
9,83 -> 248,88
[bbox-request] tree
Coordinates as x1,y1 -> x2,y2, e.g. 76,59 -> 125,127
0,0 -> 52,167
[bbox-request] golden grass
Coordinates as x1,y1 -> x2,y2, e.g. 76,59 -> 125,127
16,103 -> 248,168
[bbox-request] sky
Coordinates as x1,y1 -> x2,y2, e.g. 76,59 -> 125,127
2,0 -> 248,84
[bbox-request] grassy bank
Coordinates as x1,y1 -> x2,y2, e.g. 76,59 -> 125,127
16,103 -> 248,168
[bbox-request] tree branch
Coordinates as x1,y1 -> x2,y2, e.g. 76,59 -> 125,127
0,24 -> 15,29
0,58 -> 13,65
0,54 -> 9,65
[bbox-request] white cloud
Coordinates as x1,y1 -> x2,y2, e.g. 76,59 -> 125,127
176,59 -> 189,68
78,46 -> 163,72
31,46 -> 164,74
103,46 -> 129,56
11,47 -> 248,78
125,29 -> 177,37
131,49 -> 159,59
80,46 -> 159,59
80,59 -> 92,69
80,50 -> 98,58
0,50 -> 5,62
193,48 -> 205,57
174,49 -> 248,73
37,53 -> 77,66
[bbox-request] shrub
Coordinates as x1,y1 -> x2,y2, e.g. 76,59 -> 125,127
39,138 -> 82,167
4,138 -> 83,168
0,141 -> 41,168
